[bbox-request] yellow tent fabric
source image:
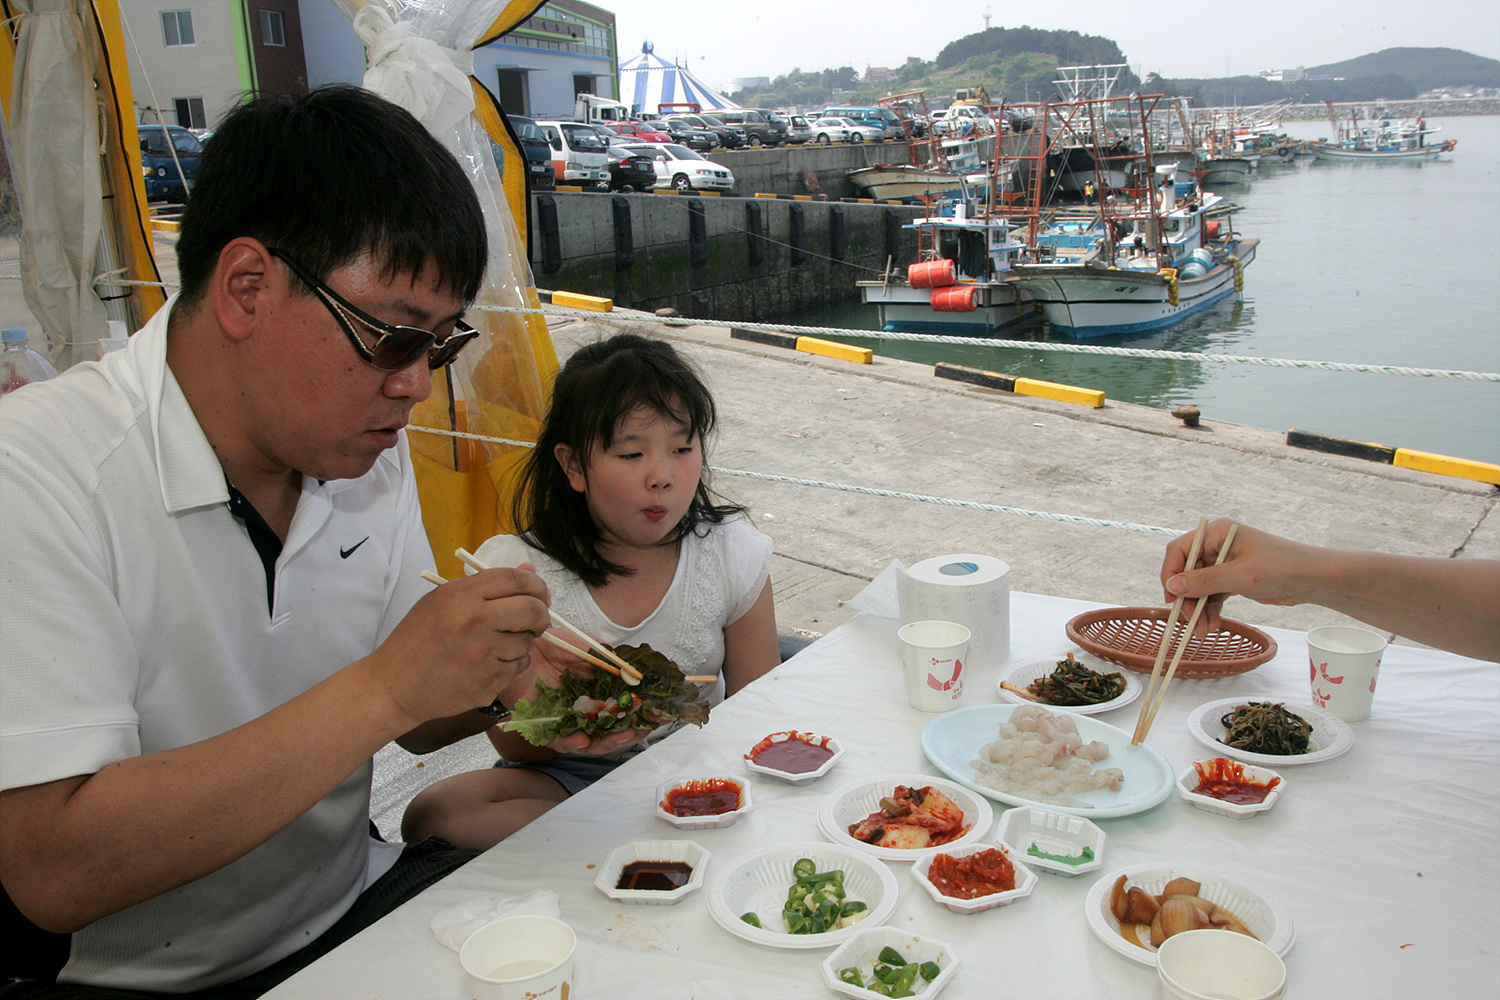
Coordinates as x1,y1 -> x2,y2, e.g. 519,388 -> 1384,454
398,0 -> 558,578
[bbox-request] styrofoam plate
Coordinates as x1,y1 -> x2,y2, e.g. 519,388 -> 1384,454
1083,863 -> 1295,967
817,774 -> 993,862
707,842 -> 899,950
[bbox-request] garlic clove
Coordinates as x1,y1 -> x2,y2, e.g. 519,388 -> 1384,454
1151,896 -> 1208,947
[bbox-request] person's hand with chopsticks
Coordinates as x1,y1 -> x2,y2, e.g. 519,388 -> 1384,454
1163,518 -> 1500,662
371,564 -> 552,735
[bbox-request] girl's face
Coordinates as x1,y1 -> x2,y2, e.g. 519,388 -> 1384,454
555,404 -> 703,552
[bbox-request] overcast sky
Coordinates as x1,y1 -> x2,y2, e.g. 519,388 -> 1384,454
603,0 -> 1500,93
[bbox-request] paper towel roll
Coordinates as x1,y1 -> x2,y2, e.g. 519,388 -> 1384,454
897,554 -> 1010,668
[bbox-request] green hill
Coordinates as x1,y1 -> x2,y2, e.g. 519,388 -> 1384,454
1309,47 -> 1500,91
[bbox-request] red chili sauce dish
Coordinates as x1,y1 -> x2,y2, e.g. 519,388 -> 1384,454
745,731 -> 837,775
661,778 -> 743,817
1191,758 -> 1281,805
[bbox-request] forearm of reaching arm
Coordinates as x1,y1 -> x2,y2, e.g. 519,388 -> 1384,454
0,656 -> 417,933
1308,552 -> 1500,661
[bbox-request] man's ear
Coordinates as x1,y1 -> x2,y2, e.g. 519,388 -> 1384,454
554,443 -> 587,493
212,239 -> 272,343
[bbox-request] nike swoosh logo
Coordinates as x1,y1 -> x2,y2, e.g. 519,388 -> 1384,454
340,537 -> 370,559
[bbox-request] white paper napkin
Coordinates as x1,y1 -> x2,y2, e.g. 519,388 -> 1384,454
842,559 -> 903,618
429,889 -> 561,952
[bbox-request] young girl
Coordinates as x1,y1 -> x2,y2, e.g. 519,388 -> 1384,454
402,333 -> 779,849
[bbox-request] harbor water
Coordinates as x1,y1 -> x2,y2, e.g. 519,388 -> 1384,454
774,115 -> 1500,465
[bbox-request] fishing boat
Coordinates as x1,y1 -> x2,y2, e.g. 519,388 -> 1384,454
856,182 -> 1033,333
849,92 -> 999,202
1309,103 -> 1456,161
1007,191 -> 1256,337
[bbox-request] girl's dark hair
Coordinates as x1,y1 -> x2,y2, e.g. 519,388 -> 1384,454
175,85 -> 487,305
515,333 -> 744,586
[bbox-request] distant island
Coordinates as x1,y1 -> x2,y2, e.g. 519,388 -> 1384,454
731,28 -> 1500,111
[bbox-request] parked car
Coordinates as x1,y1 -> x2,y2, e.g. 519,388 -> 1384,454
674,112 -> 744,149
715,108 -> 787,147
622,142 -> 734,193
782,114 -> 814,145
605,145 -> 658,191
599,120 -> 673,143
809,117 -> 852,145
819,116 -> 883,143
821,104 -> 903,138
506,114 -> 555,188
137,123 -> 202,201
532,119 -> 609,187
661,117 -> 718,152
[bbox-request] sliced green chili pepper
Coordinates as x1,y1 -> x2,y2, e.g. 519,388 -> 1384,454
739,912 -> 761,928
792,857 -> 816,879
877,946 -> 907,967
918,961 -> 941,982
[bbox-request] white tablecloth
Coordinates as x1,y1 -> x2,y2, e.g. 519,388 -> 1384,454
266,592 -> 1500,999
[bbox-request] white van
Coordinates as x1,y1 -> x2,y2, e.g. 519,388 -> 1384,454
532,120 -> 609,187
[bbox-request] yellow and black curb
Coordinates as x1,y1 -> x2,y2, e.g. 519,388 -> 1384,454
936,362 -> 1106,408
1287,429 -> 1500,485
730,327 -> 872,364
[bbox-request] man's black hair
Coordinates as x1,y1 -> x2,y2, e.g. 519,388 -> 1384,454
175,85 -> 487,305
514,333 -> 745,587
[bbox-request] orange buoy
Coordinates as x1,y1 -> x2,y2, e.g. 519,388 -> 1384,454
908,259 -> 957,288
930,285 -> 978,312
1204,220 -> 1220,240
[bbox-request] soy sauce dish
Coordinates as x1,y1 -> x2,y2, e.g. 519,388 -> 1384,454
594,840 -> 709,905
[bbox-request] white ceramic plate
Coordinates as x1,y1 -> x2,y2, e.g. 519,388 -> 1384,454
921,705 -> 1174,818
1083,863 -> 1296,967
1187,698 -> 1354,766
816,774 -> 993,862
707,842 -> 899,950
997,652 -> 1142,715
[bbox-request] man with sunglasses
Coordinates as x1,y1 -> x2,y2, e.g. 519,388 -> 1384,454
0,86 -> 621,998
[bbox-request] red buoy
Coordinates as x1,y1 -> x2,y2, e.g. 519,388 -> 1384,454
908,259 -> 957,288
930,285 -> 978,312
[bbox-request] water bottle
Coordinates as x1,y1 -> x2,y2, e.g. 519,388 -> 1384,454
1,327 -> 59,396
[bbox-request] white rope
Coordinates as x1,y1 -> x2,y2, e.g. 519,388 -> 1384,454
404,424 -> 1177,535
484,305 -> 1500,382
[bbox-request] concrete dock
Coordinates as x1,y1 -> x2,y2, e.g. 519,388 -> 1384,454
370,309 -> 1498,837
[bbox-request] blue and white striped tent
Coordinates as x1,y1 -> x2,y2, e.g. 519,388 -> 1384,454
618,41 -> 739,115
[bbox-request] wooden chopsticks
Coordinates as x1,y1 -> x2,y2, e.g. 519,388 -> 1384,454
1131,519 -> 1238,745
451,548 -> 645,685
425,560 -> 717,685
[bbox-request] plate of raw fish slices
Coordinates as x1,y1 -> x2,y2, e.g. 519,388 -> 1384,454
921,704 -> 1174,819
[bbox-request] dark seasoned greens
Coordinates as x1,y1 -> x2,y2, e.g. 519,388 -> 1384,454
504,642 -> 710,746
1027,653 -> 1127,706
1219,702 -> 1313,755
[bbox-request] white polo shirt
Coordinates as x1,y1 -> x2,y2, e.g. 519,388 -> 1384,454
0,298 -> 431,991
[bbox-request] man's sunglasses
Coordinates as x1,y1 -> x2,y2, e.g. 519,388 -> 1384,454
268,248 -> 480,371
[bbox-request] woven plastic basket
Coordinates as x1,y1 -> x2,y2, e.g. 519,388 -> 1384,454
1064,607 -> 1277,678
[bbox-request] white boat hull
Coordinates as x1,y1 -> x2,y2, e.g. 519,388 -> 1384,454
1197,157 -> 1252,185
1007,240 -> 1258,336
848,166 -> 968,201
1310,142 -> 1452,162
858,280 -> 1033,333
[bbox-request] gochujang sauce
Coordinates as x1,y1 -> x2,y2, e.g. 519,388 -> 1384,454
1191,757 -> 1280,805
747,733 -> 835,774
616,861 -> 693,891
663,778 -> 742,816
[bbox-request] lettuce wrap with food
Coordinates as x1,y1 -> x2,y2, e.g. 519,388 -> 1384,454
504,642 -> 711,746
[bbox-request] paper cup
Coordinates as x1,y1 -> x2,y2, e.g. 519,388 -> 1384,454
1157,928 -> 1286,1000
1307,624 -> 1387,721
898,620 -> 970,712
459,915 -> 576,1000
